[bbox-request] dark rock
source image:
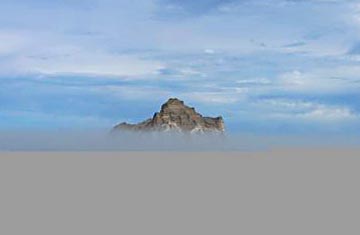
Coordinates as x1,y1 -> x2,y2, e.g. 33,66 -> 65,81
113,98 -> 225,133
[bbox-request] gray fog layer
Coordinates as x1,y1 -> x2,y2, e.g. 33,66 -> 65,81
0,150 -> 359,235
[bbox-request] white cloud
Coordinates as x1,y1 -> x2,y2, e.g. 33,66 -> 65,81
95,85 -> 171,100
182,91 -> 243,104
258,99 -> 358,121
236,77 -> 272,85
204,49 -> 215,54
278,70 -> 307,86
301,106 -> 356,120
0,31 -> 31,55
16,52 -> 164,77
0,30 -> 164,78
276,66 -> 360,93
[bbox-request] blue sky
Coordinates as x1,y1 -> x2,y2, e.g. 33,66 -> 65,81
1,0 -> 360,134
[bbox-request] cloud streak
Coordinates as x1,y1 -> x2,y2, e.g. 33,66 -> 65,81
1,0 -> 360,134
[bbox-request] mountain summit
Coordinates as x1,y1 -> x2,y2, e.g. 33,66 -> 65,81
113,98 -> 225,133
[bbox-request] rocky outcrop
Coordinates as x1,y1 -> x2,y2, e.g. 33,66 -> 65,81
113,98 -> 225,134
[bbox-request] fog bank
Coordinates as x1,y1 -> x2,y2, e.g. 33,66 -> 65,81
0,130 -> 359,151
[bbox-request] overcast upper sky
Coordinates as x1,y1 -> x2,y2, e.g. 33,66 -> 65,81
1,0 -> 360,134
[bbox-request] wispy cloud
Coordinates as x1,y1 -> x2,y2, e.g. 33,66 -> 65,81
1,0 -> 360,133
257,99 -> 358,121
276,66 -> 360,94
16,52 -> 164,77
0,30 -> 164,77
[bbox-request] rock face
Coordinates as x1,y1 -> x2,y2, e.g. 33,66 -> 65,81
113,98 -> 225,133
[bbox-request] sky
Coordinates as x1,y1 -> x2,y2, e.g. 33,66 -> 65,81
1,0 -> 360,135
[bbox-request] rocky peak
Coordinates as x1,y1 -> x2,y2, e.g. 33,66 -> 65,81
113,98 -> 225,133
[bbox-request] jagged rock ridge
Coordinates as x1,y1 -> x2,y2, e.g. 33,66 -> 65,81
113,98 -> 225,133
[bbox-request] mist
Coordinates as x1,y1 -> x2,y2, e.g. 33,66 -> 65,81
1,129 -> 359,151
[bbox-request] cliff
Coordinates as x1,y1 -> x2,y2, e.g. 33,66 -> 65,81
113,98 -> 225,134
